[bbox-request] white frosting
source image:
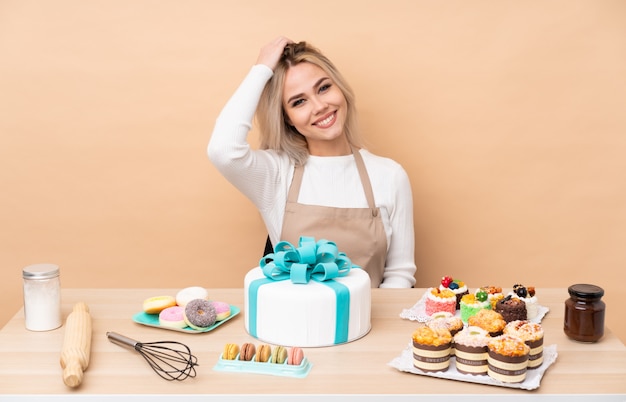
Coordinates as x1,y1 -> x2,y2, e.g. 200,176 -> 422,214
244,267 -> 371,347
488,293 -> 503,302
439,284 -> 468,294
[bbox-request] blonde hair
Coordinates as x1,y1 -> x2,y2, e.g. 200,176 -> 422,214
256,41 -> 364,166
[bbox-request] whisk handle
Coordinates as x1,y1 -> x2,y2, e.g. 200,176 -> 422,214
106,331 -> 141,351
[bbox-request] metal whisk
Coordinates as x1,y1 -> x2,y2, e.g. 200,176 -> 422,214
106,331 -> 198,381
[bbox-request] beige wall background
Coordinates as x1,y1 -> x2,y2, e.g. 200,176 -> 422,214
1,0 -> 624,342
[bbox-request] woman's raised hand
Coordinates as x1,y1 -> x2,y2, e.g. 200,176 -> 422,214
256,36 -> 293,71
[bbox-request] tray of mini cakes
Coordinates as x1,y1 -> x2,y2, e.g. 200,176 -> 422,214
391,277 -> 557,390
213,342 -> 312,378
132,286 -> 240,333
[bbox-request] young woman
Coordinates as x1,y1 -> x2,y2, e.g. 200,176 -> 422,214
208,36 -> 416,288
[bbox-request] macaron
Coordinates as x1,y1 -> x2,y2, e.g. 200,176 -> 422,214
223,343 -> 239,360
271,345 -> 288,364
158,306 -> 186,329
176,286 -> 209,307
239,343 -> 256,361
143,295 -> 176,314
211,301 -> 231,321
255,344 -> 271,363
288,347 -> 304,365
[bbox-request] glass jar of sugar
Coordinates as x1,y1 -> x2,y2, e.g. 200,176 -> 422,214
22,263 -> 62,331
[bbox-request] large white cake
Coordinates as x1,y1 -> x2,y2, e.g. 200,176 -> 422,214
244,266 -> 371,347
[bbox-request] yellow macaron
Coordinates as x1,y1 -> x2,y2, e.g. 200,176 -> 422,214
222,343 -> 239,360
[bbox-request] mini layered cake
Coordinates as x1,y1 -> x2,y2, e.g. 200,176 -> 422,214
495,295 -> 527,323
453,326 -> 491,376
412,326 -> 453,373
459,289 -> 491,323
467,309 -> 506,337
487,335 -> 530,383
481,285 -> 504,309
439,276 -> 469,309
509,284 -> 539,320
424,287 -> 457,316
503,320 -> 544,369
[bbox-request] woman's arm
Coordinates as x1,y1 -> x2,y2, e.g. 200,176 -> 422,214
380,166 -> 417,288
207,65 -> 280,207
208,37 -> 294,209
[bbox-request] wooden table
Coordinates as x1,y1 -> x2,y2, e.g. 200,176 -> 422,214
0,288 -> 624,401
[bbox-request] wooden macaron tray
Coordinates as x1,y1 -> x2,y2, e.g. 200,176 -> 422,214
213,353 -> 312,378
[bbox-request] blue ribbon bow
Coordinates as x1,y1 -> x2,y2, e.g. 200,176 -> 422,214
259,236 -> 358,284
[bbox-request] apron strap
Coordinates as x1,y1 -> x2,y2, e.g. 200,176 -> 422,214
287,148 -> 378,215
351,146 -> 377,213
287,164 -> 304,203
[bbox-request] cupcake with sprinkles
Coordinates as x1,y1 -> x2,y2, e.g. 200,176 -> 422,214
439,276 -> 469,309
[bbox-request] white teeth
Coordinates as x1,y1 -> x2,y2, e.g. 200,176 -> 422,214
316,114 -> 334,126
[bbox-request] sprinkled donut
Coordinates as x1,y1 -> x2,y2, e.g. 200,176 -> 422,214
183,299 -> 217,330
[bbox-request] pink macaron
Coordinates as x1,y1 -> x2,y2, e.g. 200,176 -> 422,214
158,306 -> 186,329
288,347 -> 304,365
211,301 -> 231,321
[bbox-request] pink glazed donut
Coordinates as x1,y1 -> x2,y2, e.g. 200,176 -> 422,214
158,306 -> 186,329
211,301 -> 231,321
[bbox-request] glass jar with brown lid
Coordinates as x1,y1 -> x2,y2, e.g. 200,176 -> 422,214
563,284 -> 605,343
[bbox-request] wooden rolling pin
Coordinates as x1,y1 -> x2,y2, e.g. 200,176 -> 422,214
59,302 -> 92,387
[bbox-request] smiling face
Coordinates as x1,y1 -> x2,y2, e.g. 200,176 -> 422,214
282,62 -> 350,156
